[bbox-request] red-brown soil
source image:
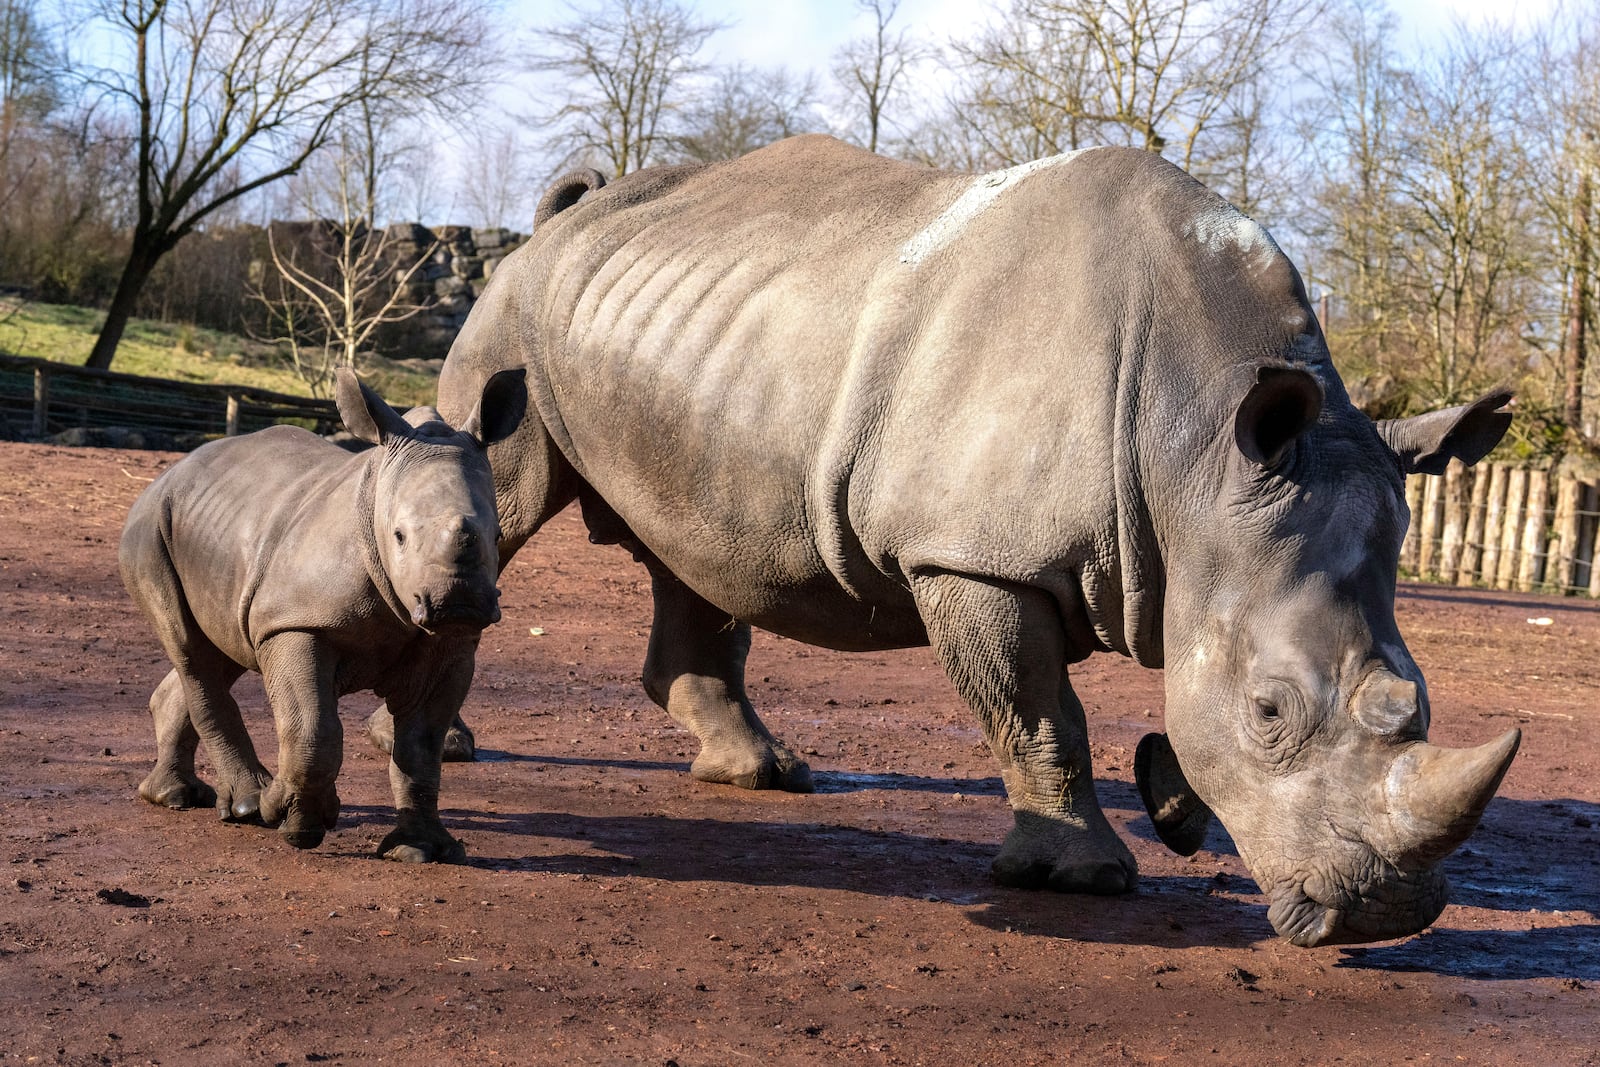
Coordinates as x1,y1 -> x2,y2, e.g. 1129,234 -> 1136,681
1,441 -> 1596,1065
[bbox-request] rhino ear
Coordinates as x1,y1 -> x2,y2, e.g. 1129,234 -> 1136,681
335,368 -> 412,445
1234,365 -> 1324,468
458,368 -> 527,447
1376,389 -> 1512,476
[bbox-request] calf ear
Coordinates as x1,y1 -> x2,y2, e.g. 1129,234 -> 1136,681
1376,390 -> 1512,475
1234,365 -> 1324,468
459,368 -> 528,446
335,368 -> 413,445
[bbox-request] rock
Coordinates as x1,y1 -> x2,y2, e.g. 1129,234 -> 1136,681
385,222 -> 434,246
474,227 -> 512,250
434,275 -> 470,298
451,256 -> 484,280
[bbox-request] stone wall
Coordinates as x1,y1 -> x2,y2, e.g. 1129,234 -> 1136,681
257,221 -> 532,361
377,223 -> 531,359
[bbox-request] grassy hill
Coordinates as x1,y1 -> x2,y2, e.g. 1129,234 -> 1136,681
0,300 -> 440,409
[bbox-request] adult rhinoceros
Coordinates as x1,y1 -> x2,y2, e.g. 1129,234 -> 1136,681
424,135 -> 1521,946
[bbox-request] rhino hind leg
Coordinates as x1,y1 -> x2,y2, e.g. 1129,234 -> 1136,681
137,669 -> 217,811
641,564 -> 814,793
366,705 -> 476,763
911,572 -> 1137,895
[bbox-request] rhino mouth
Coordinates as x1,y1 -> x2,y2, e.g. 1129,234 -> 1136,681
1266,866 -> 1449,948
409,586 -> 501,632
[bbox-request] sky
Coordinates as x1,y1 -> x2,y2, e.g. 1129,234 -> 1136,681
505,0 -> 1563,80
434,0 -> 1563,226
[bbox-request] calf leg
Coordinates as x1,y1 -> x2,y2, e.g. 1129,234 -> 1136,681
123,545 -> 271,821
911,571 -> 1136,894
377,650 -> 474,864
256,633 -> 342,849
642,563 -> 812,792
137,668 -> 217,811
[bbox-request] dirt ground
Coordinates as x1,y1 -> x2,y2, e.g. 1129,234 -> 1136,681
1,440 -> 1596,1066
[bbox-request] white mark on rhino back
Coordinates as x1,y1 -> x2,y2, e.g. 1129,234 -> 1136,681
899,147 -> 1107,268
1184,204 -> 1282,265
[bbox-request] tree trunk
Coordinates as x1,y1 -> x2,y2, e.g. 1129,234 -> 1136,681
1566,160 -> 1592,436
85,241 -> 161,370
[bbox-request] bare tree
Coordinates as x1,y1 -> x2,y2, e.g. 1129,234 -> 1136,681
1300,0 -> 1410,378
1389,24 -> 1536,406
250,124 -> 436,396
530,0 -> 722,178
830,0 -> 926,154
77,0 -> 492,370
670,64 -> 817,163
457,124 -> 540,230
1525,6 -> 1600,439
942,0 -> 1316,172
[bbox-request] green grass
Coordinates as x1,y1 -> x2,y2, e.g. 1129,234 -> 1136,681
0,299 -> 440,408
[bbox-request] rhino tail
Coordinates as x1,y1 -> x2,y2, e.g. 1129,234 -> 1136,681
534,169 -> 607,230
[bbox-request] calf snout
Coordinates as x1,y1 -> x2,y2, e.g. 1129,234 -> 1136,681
410,585 -> 502,631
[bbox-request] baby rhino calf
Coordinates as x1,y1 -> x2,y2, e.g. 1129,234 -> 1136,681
120,368 -> 525,862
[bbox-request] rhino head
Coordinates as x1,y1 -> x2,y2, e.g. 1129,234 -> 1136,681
1154,367 -> 1518,947
335,367 -> 527,634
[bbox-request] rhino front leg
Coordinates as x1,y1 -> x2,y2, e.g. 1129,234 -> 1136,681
256,633 -> 342,849
376,650 -> 472,864
365,704 -> 476,762
911,571 -> 1136,895
137,669 -> 217,811
641,564 -> 813,793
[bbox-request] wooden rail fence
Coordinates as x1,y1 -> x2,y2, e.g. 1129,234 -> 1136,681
0,353 -> 341,440
1402,459 -> 1600,596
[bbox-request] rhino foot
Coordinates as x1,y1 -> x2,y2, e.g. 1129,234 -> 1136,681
260,781 -> 339,849
378,816 -> 466,864
991,811 -> 1138,895
138,768 -> 217,811
214,767 -> 274,824
1134,732 -> 1215,857
690,741 -> 814,793
367,707 -> 477,763
441,719 -> 476,763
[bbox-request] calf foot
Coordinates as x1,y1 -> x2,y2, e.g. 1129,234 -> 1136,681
992,810 -> 1138,895
367,707 -> 476,763
214,767 -> 273,823
260,781 -> 340,849
378,812 -> 466,864
690,736 -> 814,793
138,766 -> 217,811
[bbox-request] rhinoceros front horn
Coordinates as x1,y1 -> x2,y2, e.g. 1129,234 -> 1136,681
1374,729 -> 1521,869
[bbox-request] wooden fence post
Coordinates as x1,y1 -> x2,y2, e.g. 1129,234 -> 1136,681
1418,474 -> 1443,579
1579,483 -> 1599,595
32,365 -> 49,436
1479,464 -> 1509,586
1458,462 -> 1492,586
1439,460 -> 1469,582
1552,474 -> 1582,594
1516,469 -> 1550,592
1496,468 -> 1527,590
225,395 -> 240,437
1400,475 -> 1424,574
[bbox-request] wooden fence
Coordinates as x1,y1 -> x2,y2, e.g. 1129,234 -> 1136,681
1402,460 -> 1600,596
0,353 -> 340,440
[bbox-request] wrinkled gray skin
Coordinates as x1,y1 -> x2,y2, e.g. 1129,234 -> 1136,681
431,135 -> 1520,945
120,368 -> 526,861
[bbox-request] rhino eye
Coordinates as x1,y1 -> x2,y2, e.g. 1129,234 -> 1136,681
1255,700 -> 1281,721
394,528 -> 406,547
